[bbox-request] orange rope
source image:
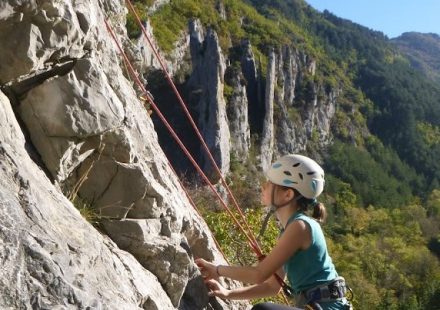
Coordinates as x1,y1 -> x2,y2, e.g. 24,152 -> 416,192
104,18 -> 259,257
105,17 -> 291,304
125,0 -> 261,254
165,157 -> 230,264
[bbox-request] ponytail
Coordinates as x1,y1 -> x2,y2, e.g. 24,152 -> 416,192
312,202 -> 327,223
294,189 -> 327,223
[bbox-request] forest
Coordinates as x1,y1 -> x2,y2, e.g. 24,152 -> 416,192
127,0 -> 440,308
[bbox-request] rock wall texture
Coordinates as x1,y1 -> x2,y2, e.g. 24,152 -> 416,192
0,1 -> 247,309
187,20 -> 231,181
0,91 -> 174,309
151,21 -> 339,175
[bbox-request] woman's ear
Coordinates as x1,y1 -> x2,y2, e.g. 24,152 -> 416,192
285,188 -> 295,201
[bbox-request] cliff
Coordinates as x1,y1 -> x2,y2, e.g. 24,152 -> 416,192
0,0 -> 246,309
148,21 -> 340,176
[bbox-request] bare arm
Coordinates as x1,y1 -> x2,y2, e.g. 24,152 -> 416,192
199,220 -> 310,284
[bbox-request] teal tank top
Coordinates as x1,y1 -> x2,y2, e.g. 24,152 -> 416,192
282,212 -> 338,294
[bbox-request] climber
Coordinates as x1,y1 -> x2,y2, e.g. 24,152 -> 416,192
195,154 -> 353,310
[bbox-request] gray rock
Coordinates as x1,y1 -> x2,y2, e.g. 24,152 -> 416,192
225,66 -> 250,160
257,46 -> 339,159
240,39 -> 263,137
0,0 -> 249,309
188,20 -> 231,181
0,90 -> 174,310
260,50 -> 276,171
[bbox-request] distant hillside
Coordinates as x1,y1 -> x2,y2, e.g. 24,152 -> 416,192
126,2 -> 440,308
391,32 -> 440,83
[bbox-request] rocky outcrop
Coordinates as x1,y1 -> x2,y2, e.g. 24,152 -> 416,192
240,39 -> 263,137
258,46 -> 337,158
133,19 -> 190,76
187,20 -> 230,181
259,50 -> 276,171
225,65 -> 250,161
0,1 -> 247,309
0,90 -> 174,309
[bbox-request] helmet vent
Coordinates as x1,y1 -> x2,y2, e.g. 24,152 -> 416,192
283,179 -> 297,185
293,163 -> 301,167
307,171 -> 315,175
298,173 -> 303,180
283,171 -> 292,176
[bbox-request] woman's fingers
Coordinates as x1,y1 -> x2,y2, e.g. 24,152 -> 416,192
204,279 -> 228,298
195,258 -> 216,280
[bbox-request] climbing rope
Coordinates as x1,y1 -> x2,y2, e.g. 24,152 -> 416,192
125,0 -> 261,252
104,15 -> 292,304
104,18 -> 258,256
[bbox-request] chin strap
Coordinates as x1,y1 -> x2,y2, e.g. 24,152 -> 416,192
259,186 -> 303,239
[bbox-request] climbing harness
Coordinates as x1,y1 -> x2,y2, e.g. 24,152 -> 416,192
302,277 -> 354,310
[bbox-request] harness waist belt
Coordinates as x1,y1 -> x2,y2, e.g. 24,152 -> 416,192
303,276 -> 347,303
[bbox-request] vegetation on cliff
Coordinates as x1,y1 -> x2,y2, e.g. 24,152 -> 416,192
127,0 -> 440,308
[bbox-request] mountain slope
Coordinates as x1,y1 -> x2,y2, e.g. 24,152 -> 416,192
127,1 -> 440,309
391,32 -> 440,83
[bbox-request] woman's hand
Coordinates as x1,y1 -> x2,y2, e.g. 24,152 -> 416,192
195,258 -> 218,280
205,279 -> 230,298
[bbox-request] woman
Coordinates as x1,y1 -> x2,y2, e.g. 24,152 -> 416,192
195,154 -> 352,310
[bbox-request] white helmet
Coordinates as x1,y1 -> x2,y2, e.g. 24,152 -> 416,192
266,154 -> 325,199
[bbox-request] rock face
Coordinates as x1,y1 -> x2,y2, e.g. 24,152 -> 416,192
260,50 -> 276,171
187,20 -> 231,181
271,46 -> 337,157
0,91 -> 174,309
0,1 -> 247,309
225,65 -> 251,161
240,39 -> 263,137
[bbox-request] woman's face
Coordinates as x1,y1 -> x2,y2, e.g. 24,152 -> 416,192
260,180 -> 294,207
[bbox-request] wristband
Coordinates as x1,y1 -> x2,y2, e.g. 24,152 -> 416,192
216,265 -> 221,276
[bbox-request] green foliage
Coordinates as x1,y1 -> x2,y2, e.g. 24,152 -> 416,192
126,1 -> 150,39
328,201 -> 440,310
417,122 -> 440,147
72,197 -> 102,227
326,141 -> 423,208
123,1 -> 440,308
223,83 -> 234,103
427,189 -> 440,218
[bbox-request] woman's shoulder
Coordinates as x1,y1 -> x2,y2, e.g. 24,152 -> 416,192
289,212 -> 322,236
289,212 -> 315,225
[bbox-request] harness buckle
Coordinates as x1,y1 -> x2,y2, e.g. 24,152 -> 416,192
303,277 -> 351,303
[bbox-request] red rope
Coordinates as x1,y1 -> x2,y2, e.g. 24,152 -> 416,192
166,160 -> 230,264
125,0 -> 261,254
105,16 -> 291,305
104,18 -> 260,257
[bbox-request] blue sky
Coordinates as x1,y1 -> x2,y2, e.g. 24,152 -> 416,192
305,0 -> 440,38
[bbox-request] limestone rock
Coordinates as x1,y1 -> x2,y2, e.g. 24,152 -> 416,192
188,20 -> 231,181
0,90 -> 174,310
0,1 -> 249,309
260,50 -> 276,171
240,39 -> 263,137
225,65 -> 250,161
257,46 -> 338,159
